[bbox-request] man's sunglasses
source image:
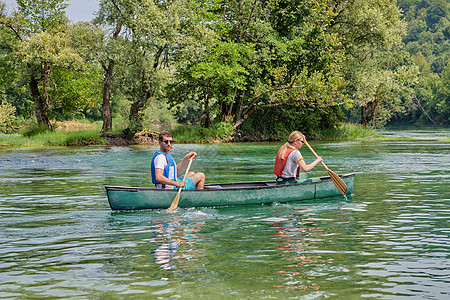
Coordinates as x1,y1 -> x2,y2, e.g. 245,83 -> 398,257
162,140 -> 174,144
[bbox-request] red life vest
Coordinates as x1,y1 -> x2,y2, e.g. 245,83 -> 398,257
274,146 -> 301,178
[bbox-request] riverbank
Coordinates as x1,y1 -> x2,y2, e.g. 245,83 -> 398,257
0,122 -> 418,147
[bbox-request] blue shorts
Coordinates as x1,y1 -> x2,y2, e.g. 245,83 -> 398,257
175,176 -> 195,190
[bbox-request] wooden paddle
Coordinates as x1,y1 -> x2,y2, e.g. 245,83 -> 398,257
304,141 -> 347,195
167,154 -> 195,212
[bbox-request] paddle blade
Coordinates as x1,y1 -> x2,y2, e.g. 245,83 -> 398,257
167,191 -> 181,212
327,169 -> 347,195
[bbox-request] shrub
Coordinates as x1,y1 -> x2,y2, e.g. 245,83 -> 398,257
0,101 -> 16,132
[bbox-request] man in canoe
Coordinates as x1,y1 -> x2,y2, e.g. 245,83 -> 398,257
274,131 -> 323,183
151,130 -> 205,189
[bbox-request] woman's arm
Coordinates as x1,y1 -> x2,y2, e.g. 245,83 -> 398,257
298,156 -> 323,172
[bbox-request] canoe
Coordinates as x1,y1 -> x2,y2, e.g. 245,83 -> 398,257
105,173 -> 355,211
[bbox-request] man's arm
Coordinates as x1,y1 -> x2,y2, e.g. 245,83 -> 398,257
155,168 -> 185,188
176,152 -> 197,174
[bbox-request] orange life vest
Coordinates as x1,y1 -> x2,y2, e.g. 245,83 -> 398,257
274,146 -> 301,178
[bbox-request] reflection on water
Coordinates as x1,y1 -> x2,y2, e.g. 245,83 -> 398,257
0,128 -> 449,298
153,222 -> 181,270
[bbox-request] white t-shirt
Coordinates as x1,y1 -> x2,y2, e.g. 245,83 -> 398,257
154,153 -> 177,189
280,150 -> 303,179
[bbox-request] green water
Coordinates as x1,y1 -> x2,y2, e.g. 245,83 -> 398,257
1,127 -> 449,299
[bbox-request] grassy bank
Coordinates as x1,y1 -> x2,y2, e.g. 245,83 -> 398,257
0,122 -> 394,147
0,129 -> 106,147
316,123 -> 386,140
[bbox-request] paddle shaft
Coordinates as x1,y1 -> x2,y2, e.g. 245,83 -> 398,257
304,141 -> 329,170
304,140 -> 347,195
168,155 -> 195,212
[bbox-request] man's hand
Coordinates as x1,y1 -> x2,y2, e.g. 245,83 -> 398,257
176,180 -> 186,188
185,152 -> 197,160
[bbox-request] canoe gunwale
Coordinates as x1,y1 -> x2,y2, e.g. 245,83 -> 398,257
105,173 -> 355,193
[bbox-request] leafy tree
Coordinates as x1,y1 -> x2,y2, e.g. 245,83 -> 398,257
96,0 -> 196,134
330,0 -> 416,127
434,62 -> 450,122
399,0 -> 450,124
68,21 -> 113,130
0,0 -> 86,128
170,0 -> 348,131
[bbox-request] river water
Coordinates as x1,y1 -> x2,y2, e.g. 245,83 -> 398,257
0,127 -> 449,299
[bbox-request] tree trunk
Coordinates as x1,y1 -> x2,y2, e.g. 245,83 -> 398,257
128,89 -> 154,134
201,92 -> 211,128
361,105 -> 368,127
101,61 -> 114,133
30,77 -> 50,128
101,23 -> 122,133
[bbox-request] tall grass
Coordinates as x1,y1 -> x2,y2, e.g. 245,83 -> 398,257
171,122 -> 234,143
316,123 -> 385,140
0,129 -> 105,147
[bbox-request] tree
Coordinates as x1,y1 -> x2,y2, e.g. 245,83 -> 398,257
68,20 -> 114,131
96,0 -> 195,134
330,0 -> 416,127
0,0 -> 85,128
170,0 -> 348,130
434,62 -> 450,122
399,0 -> 450,124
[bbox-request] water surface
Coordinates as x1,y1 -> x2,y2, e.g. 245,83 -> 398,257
0,128 -> 449,299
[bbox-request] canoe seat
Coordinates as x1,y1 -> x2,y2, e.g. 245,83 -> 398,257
205,185 -> 223,189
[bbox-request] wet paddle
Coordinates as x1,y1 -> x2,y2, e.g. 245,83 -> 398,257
304,141 -> 347,195
167,155 -> 195,212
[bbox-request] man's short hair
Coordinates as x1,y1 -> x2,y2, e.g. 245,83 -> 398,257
159,130 -> 173,141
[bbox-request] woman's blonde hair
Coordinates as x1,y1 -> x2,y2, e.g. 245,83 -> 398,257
278,131 -> 304,161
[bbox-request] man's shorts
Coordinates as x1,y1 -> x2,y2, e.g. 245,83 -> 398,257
175,176 -> 196,190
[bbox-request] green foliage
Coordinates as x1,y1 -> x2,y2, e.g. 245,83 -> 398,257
239,101 -> 344,140
170,0 -> 348,130
1,0 -> 89,128
16,0 -> 68,33
49,66 -> 103,118
397,0 -> 450,124
1,0 -> 448,139
143,100 -> 177,126
434,63 -> 450,122
331,0 -> 415,128
0,100 -> 16,131
209,122 -> 234,140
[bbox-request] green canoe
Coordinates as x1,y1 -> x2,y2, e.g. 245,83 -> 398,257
106,173 -> 355,211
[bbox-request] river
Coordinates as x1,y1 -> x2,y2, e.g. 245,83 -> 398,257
0,126 -> 449,299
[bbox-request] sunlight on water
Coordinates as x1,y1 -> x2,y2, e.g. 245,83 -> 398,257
0,127 -> 449,299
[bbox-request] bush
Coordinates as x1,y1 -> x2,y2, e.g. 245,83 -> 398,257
209,122 -> 234,140
0,101 -> 16,132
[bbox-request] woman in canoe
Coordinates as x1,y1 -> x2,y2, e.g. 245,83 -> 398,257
274,131 -> 323,183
